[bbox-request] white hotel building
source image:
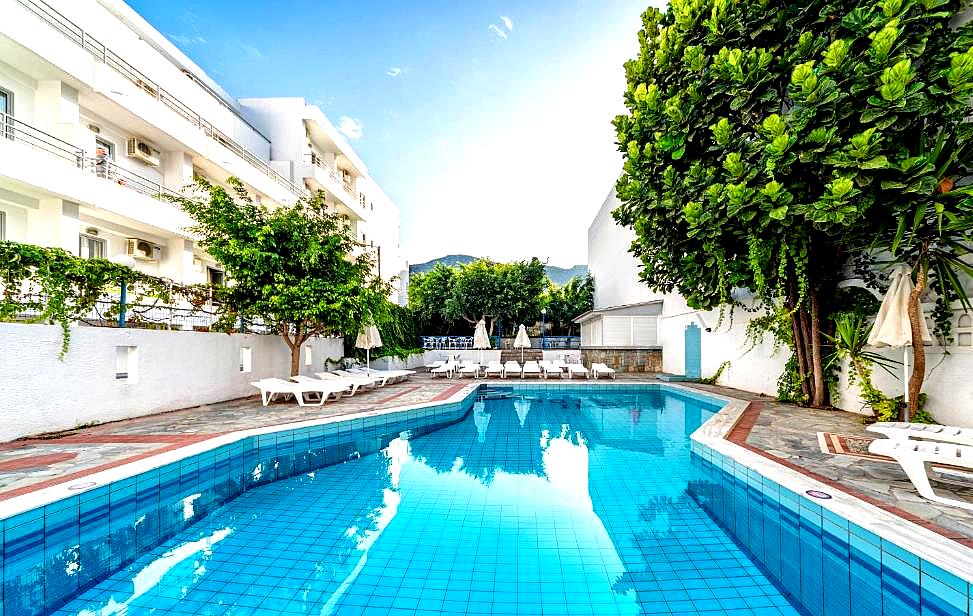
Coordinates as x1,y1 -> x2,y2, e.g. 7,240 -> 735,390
0,0 -> 405,299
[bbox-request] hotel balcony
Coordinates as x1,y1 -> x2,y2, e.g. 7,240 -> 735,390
4,0 -> 308,207
0,111 -> 195,238
303,154 -> 369,222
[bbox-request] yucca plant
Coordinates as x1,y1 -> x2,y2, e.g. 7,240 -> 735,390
827,314 -> 901,420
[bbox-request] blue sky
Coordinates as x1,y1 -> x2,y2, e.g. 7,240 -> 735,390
128,0 -> 654,267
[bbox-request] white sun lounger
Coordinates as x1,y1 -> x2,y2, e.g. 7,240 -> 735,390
522,361 -> 542,379
349,367 -> 414,383
592,363 -> 616,379
290,375 -> 351,401
314,372 -> 374,396
503,361 -> 521,378
334,369 -> 390,387
868,438 -> 973,511
566,363 -> 589,379
867,422 -> 973,447
483,361 -> 504,378
458,361 -> 481,378
431,361 -> 457,378
251,378 -> 330,407
539,361 -> 563,379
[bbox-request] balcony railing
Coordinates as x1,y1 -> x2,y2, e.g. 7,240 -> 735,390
1,110 -> 191,205
14,0 -> 309,200
88,157 -> 182,201
0,111 -> 84,166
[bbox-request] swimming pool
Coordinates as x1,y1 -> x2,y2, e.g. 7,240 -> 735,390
39,385 -> 801,616
4,384 -> 972,615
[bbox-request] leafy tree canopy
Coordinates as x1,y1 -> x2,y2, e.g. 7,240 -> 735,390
176,181 -> 390,375
409,258 -> 583,336
614,0 -> 973,408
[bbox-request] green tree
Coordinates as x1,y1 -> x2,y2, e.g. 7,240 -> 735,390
544,274 -> 595,335
409,258 -> 549,335
614,0 -> 973,407
176,181 -> 389,375
407,264 -> 458,334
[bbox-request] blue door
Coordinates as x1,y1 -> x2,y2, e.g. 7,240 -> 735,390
685,323 -> 701,379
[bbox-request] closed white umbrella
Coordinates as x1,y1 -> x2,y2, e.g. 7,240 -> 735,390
473,319 -> 491,363
513,324 -> 531,362
355,325 -> 383,374
867,266 -> 932,419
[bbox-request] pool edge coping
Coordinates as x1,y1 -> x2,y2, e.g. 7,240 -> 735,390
681,382 -> 973,585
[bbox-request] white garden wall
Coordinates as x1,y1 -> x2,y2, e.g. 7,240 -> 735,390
0,323 -> 343,442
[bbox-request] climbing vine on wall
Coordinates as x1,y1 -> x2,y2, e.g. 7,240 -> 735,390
0,241 -> 211,358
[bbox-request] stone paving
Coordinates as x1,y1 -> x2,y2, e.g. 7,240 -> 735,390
1,373 -> 972,547
688,382 -> 973,545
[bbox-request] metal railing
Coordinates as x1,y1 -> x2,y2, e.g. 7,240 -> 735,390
0,111 -> 84,166
88,157 -> 182,201
421,336 -> 475,350
1,110 -> 192,206
15,0 -> 309,200
8,291 -> 275,334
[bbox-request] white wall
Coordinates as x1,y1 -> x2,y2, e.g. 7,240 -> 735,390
0,322 -> 343,442
588,188 -> 657,310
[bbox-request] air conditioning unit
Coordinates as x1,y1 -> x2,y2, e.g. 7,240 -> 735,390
125,238 -> 161,262
126,138 -> 160,167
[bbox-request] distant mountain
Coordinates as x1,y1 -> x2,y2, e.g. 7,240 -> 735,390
545,264 -> 589,286
409,255 -> 588,286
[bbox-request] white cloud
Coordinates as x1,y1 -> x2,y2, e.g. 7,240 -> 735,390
387,66 -> 402,77
169,33 -> 206,46
500,16 -> 513,31
337,116 -> 364,140
240,44 -> 263,60
488,24 -> 508,39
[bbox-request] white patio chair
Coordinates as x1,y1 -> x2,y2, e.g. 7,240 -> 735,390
566,363 -> 590,379
251,378 -> 326,407
867,423 -> 973,447
522,361 -> 542,379
290,375 -> 351,401
503,361 -> 521,379
592,363 -> 616,380
868,438 -> 973,511
539,361 -> 563,379
483,361 -> 504,378
431,360 -> 457,378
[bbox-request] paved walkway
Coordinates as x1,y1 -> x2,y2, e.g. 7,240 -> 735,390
1,374 -> 971,548
689,382 -> 973,547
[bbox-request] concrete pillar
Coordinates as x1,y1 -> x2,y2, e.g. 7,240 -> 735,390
161,152 -> 193,192
26,198 -> 77,252
34,81 -> 82,149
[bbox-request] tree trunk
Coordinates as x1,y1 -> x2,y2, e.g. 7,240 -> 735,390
907,260 -> 928,417
809,290 -> 826,408
785,281 -> 811,402
280,322 -> 306,377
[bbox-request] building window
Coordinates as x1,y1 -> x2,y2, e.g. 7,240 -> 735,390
95,137 -> 114,160
0,210 -> 5,241
0,86 -> 13,140
115,346 -> 139,382
958,314 -> 972,347
207,267 -> 225,286
79,234 -> 106,259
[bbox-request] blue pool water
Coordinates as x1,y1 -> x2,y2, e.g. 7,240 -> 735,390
50,386 -> 804,616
